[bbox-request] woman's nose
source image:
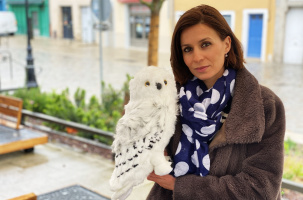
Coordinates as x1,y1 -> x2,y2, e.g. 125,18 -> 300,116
193,49 -> 204,63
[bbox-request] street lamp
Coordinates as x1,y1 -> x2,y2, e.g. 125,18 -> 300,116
25,0 -> 38,88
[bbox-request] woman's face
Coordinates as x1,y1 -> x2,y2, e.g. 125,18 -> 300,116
180,23 -> 231,88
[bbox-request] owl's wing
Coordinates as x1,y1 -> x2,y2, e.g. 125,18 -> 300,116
112,101 -> 161,152
110,124 -> 165,200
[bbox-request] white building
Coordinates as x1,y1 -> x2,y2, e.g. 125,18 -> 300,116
49,0 -> 173,53
274,0 -> 303,65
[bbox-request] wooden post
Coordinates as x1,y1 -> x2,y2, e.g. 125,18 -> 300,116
140,0 -> 165,66
148,13 -> 159,66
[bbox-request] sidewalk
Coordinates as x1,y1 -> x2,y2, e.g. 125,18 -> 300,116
0,142 -> 154,200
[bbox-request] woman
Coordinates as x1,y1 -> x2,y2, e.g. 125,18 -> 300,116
147,4 -> 285,200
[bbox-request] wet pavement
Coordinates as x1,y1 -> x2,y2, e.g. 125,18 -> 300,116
0,143 -> 153,200
0,35 -> 302,199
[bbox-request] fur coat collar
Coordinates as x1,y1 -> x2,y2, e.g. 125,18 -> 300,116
171,67 -> 266,155
209,67 -> 265,149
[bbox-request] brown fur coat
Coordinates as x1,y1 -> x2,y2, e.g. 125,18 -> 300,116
147,67 -> 285,200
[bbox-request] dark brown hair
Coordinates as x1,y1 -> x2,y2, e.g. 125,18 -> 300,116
171,4 -> 245,85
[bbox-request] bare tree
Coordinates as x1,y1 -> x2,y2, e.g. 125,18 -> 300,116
139,0 -> 165,66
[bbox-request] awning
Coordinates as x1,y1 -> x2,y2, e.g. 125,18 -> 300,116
6,0 -> 45,5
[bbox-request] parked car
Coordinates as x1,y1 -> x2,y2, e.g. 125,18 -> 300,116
0,11 -> 18,36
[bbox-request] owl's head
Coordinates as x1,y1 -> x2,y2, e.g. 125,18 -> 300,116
129,66 -> 177,102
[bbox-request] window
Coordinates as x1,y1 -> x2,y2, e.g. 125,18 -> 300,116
221,11 -> 235,31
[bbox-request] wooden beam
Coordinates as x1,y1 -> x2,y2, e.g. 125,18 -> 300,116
8,193 -> 37,200
0,135 -> 48,155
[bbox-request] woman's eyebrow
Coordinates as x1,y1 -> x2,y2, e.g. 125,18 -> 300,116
181,37 -> 212,47
198,37 -> 212,43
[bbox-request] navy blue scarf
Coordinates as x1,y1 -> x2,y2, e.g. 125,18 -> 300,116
172,68 -> 236,177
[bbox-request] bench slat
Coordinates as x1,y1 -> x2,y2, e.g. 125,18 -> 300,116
0,95 -> 23,107
0,95 -> 23,129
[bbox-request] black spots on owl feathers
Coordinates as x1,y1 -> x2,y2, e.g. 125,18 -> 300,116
115,131 -> 164,179
115,152 -> 122,158
116,164 -> 139,178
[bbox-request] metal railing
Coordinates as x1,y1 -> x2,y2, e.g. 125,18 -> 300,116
20,109 -> 303,194
22,109 -> 114,139
282,178 -> 303,194
21,109 -> 114,151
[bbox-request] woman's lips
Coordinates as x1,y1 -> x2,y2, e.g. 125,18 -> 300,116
195,66 -> 209,72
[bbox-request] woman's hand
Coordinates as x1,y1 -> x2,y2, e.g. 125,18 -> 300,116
147,171 -> 176,191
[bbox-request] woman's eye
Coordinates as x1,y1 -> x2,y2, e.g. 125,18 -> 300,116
202,42 -> 211,48
145,81 -> 150,86
183,47 -> 191,53
164,80 -> 167,85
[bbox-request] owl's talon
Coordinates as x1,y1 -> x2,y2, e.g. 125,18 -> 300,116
154,163 -> 173,176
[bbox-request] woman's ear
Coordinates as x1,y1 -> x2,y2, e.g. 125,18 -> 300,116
224,36 -> 231,53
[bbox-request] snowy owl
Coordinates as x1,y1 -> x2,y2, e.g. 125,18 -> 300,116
109,66 -> 178,200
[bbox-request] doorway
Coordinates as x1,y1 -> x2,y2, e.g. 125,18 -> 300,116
62,7 -> 73,39
31,11 -> 40,36
242,9 -> 268,61
283,8 -> 303,65
247,14 -> 263,58
81,6 -> 95,43
129,4 -> 150,47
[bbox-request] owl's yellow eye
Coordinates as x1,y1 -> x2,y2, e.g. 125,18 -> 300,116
164,80 -> 167,85
145,81 -> 150,86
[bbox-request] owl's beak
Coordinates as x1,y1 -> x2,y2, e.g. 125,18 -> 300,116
156,83 -> 162,90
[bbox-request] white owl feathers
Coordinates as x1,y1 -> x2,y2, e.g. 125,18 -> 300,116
110,66 -> 178,200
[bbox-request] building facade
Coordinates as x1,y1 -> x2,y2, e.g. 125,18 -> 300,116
49,0 -> 96,42
173,0 -> 276,62
0,0 -> 6,10
6,0 -> 50,37
6,0 -> 294,64
274,0 -> 303,65
112,0 -> 172,52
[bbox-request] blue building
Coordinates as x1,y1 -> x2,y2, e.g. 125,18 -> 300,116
0,0 -> 6,10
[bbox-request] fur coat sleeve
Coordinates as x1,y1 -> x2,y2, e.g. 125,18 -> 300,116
147,68 -> 286,200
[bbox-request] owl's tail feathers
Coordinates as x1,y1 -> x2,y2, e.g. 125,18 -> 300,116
111,185 -> 133,200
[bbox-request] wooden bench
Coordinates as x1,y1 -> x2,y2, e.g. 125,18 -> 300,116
0,95 -> 48,155
8,193 -> 37,200
0,94 -> 23,129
